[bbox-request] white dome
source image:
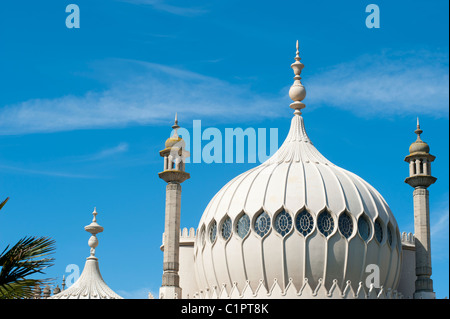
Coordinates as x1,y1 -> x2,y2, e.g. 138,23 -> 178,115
193,114 -> 402,297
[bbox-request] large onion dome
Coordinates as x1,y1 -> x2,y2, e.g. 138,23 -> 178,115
193,42 -> 402,298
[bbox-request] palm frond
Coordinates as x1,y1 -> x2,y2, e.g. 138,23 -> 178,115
0,197 -> 9,210
0,278 -> 52,299
0,236 -> 56,299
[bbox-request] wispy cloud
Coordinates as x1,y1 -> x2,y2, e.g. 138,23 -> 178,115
73,142 -> 129,162
0,58 -> 284,135
0,164 -> 97,179
118,0 -> 208,17
306,50 -> 449,118
431,195 -> 449,240
0,50 -> 447,136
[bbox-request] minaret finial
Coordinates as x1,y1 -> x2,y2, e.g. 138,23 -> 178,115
289,40 -> 306,115
172,112 -> 180,138
415,117 -> 423,140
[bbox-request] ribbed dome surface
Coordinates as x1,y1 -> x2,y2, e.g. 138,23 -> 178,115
193,114 -> 402,297
50,257 -> 123,299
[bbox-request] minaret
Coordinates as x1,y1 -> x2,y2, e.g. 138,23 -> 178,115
159,114 -> 190,299
404,118 -> 437,299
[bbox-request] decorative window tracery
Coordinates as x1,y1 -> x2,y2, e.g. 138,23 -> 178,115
236,214 -> 250,239
295,210 -> 314,236
254,211 -> 271,237
221,216 -> 232,240
317,210 -> 334,237
375,218 -> 383,243
338,212 -> 353,238
358,215 -> 371,242
209,221 -> 217,243
274,210 -> 292,237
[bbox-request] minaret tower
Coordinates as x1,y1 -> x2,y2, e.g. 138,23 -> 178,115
158,114 -> 190,299
404,118 -> 437,299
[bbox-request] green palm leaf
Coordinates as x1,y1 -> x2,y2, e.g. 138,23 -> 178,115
0,236 -> 56,299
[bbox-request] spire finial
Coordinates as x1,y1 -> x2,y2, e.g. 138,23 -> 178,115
84,207 -> 104,258
172,112 -> 180,138
415,117 -> 423,140
289,40 -> 306,115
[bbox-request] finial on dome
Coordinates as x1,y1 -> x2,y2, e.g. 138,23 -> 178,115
172,112 -> 180,138
415,117 -> 423,140
84,207 -> 104,258
289,40 -> 306,115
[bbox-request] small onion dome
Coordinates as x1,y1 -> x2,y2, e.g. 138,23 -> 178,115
409,140 -> 430,154
409,118 -> 430,154
162,112 -> 187,151
165,136 -> 184,148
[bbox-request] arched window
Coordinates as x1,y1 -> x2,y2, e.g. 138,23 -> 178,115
387,224 -> 393,246
254,211 -> 271,237
221,216 -> 232,240
209,220 -> 217,243
374,218 -> 383,243
236,214 -> 250,239
200,225 -> 206,246
338,212 -> 353,239
274,210 -> 292,237
295,210 -> 314,236
317,210 -> 334,237
358,215 -> 371,242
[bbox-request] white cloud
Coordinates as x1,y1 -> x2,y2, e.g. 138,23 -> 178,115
0,164 -> 97,179
431,195 -> 449,240
0,59 -> 284,135
0,50 -> 447,136
306,50 -> 449,118
74,142 -> 129,162
118,0 -> 208,17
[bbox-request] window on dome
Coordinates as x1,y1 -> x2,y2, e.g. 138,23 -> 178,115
221,216 -> 232,240
317,210 -> 334,237
338,212 -> 353,239
295,210 -> 314,236
200,226 -> 206,246
274,210 -> 292,237
387,224 -> 393,246
209,220 -> 217,243
358,215 -> 371,241
375,218 -> 383,243
254,211 -> 271,237
236,214 -> 250,239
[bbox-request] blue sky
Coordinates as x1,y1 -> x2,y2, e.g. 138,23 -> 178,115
0,0 -> 448,299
